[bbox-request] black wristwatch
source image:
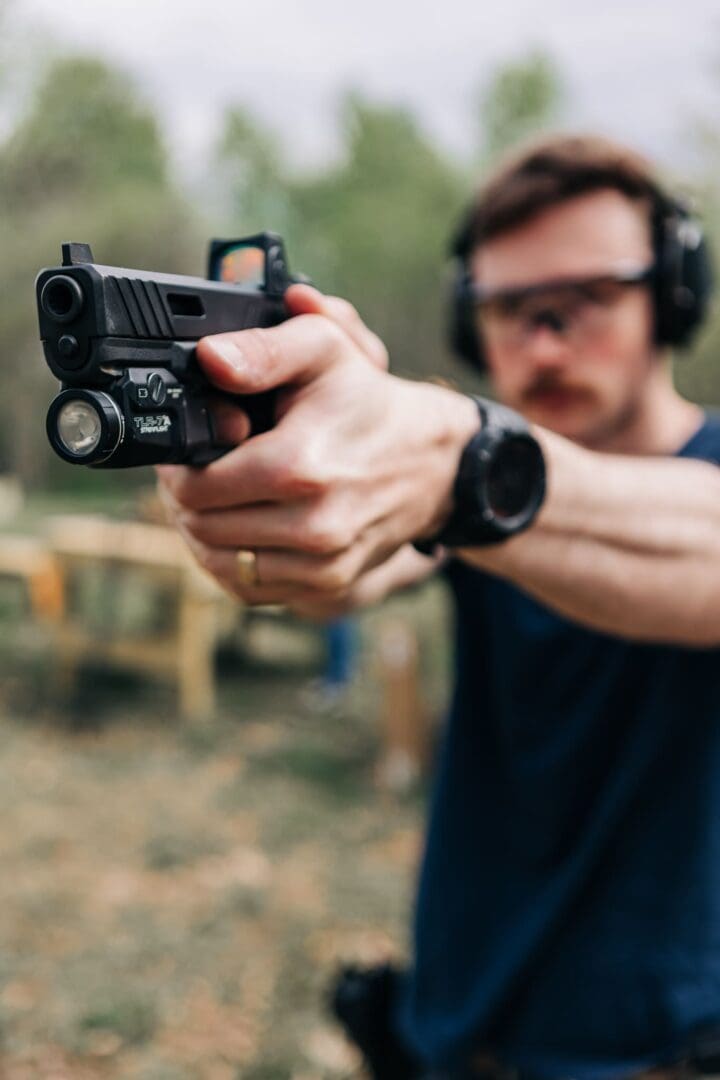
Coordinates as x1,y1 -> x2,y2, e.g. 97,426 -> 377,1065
413,396 -> 546,553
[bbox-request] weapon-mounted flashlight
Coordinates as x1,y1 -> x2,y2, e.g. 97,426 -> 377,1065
47,390 -> 124,464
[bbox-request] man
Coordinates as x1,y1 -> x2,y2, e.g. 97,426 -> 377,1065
157,135 -> 720,1078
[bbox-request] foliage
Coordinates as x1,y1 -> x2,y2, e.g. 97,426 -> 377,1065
185,52 -> 563,401
479,50 -> 564,161
217,105 -> 291,235
288,96 -> 468,380
0,55 -> 199,486
1,57 -> 166,207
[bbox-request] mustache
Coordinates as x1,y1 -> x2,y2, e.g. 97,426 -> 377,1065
521,374 -> 596,402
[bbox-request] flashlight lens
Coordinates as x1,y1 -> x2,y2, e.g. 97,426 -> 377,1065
57,400 -> 102,456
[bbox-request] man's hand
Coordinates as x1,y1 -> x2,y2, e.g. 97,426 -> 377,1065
157,287 -> 477,615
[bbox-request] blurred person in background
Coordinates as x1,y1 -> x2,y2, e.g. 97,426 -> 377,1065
158,135 -> 720,1080
301,616 -> 361,712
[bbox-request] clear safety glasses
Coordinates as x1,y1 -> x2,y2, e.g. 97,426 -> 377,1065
471,265 -> 655,348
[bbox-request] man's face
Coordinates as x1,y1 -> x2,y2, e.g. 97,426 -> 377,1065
470,189 -> 657,446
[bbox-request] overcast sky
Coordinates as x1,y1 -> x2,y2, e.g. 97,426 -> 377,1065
11,0 -> 720,180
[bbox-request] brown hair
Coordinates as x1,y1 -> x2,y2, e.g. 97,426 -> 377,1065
459,134 -> 666,252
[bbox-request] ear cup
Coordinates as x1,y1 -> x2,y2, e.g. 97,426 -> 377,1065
652,203 -> 714,348
449,269 -> 485,369
448,210 -> 488,371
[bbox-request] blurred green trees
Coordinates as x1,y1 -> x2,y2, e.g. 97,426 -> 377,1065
0,57 -> 198,485
2,58 -> 166,204
215,68 -> 562,389
479,50 -> 563,161
1,43 -> 718,491
218,96 -> 466,381
288,97 -> 466,380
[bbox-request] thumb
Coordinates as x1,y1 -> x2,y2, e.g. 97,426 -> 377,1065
195,313 -> 345,396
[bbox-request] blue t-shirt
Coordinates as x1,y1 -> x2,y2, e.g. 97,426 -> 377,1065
399,413 -> 720,1077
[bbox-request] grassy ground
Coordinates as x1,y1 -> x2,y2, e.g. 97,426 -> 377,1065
0,542 -> 452,1079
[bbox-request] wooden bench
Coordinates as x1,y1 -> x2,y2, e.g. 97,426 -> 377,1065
1,517 -> 430,774
0,534 -> 64,621
46,515 -> 235,719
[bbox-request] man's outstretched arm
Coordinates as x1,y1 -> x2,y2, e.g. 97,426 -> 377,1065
157,292 -> 720,646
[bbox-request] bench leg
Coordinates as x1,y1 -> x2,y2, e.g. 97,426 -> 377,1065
375,617 -> 428,791
29,561 -> 65,622
178,593 -> 217,720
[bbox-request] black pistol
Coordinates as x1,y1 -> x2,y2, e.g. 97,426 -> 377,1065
36,233 -> 303,468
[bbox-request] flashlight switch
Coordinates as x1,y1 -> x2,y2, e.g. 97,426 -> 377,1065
148,372 -> 167,405
126,371 -> 172,408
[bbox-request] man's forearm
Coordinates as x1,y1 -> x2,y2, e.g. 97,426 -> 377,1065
459,429 -> 720,646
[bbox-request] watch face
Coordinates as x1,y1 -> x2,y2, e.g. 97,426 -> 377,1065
485,436 -> 543,521
415,404 -> 546,551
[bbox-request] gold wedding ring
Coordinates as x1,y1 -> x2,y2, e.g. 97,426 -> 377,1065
236,549 -> 259,587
